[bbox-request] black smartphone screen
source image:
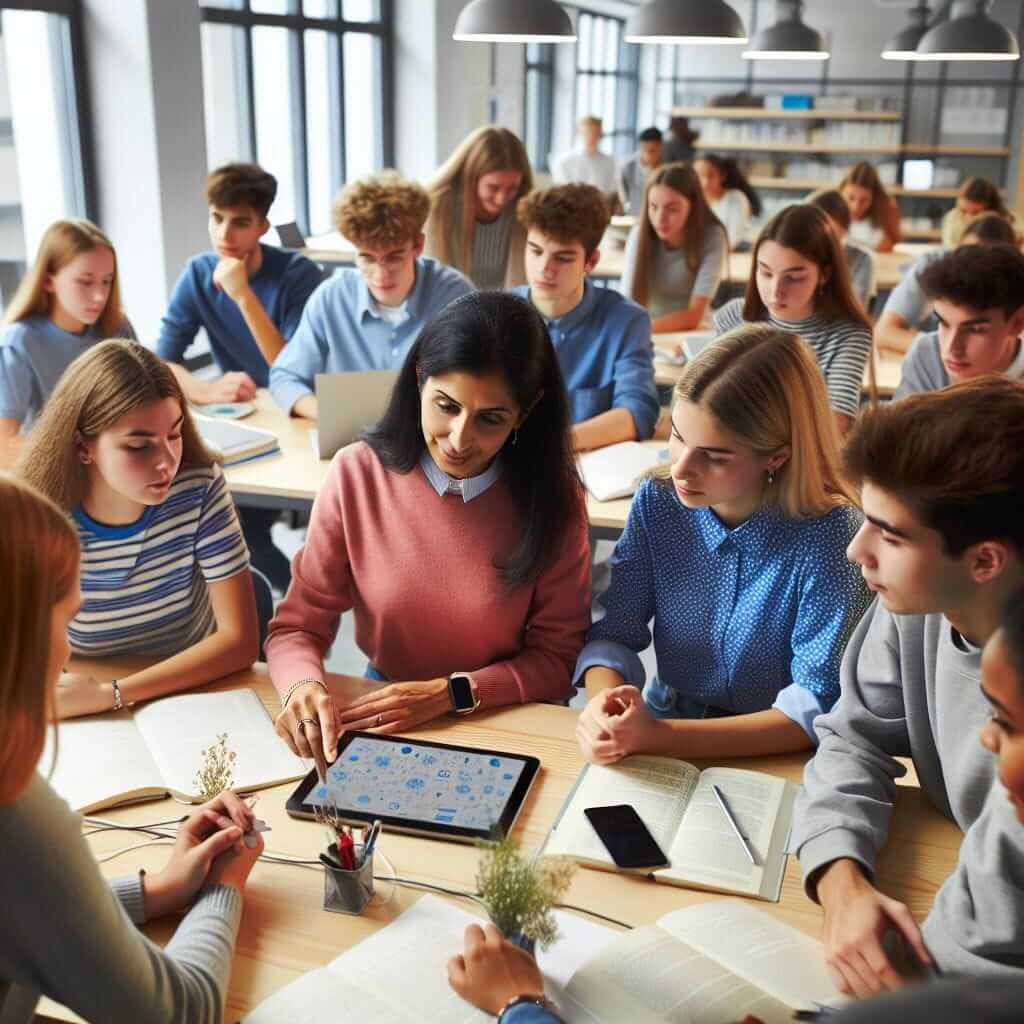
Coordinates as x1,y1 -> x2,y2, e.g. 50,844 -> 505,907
583,803 -> 669,870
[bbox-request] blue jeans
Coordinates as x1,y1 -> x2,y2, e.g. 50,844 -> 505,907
643,676 -> 735,720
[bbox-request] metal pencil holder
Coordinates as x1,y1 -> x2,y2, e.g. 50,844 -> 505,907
322,843 -> 374,915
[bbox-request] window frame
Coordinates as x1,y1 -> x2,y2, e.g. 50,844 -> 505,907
523,41 -> 555,173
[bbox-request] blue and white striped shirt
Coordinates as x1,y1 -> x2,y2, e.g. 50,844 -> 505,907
69,465 -> 250,657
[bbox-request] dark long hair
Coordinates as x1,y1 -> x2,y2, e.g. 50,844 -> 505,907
697,154 -> 763,217
363,291 -> 582,589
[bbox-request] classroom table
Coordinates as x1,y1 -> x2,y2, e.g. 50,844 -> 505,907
38,661 -> 959,1023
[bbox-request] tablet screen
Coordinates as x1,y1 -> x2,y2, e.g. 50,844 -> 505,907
286,732 -> 540,842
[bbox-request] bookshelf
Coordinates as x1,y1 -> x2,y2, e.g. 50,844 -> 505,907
672,105 -> 901,122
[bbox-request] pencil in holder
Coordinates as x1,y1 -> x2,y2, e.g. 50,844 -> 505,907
322,843 -> 374,915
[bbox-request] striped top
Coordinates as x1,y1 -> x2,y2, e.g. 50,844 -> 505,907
713,298 -> 872,418
69,465 -> 249,657
469,206 -> 514,289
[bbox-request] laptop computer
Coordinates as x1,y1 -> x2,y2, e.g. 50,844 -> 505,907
275,222 -> 306,249
313,370 -> 400,460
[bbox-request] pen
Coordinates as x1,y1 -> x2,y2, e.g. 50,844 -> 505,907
338,828 -> 356,870
711,784 -> 757,866
361,818 -> 383,865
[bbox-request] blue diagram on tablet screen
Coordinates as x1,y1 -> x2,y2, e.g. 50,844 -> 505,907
311,737 -> 526,830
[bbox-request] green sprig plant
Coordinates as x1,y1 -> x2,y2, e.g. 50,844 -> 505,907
193,733 -> 237,801
475,832 -> 576,951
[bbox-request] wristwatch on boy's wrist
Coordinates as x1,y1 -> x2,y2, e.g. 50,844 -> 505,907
447,672 -> 481,715
497,994 -> 563,1022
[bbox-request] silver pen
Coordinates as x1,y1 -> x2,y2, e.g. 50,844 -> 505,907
711,784 -> 757,866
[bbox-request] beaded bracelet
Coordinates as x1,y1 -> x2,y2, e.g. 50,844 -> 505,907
281,677 -> 327,708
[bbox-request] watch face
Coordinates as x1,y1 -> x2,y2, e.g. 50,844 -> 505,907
449,674 -> 475,712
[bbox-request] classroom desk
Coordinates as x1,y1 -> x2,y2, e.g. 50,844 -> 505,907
39,661 -> 960,1023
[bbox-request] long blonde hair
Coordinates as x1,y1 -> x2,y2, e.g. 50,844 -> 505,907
3,219 -> 126,337
427,126 -> 533,276
17,339 -> 215,512
631,162 -> 727,309
0,474 -> 80,804
656,324 -> 854,518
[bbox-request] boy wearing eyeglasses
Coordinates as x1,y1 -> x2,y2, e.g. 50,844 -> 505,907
270,171 -> 473,421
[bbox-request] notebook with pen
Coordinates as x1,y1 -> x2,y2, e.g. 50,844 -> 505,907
541,755 -> 797,902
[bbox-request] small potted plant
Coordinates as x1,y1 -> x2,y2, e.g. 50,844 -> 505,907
475,832 -> 576,956
193,733 -> 236,801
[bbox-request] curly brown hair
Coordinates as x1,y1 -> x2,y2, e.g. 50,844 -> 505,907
515,183 -> 610,256
334,170 -> 431,247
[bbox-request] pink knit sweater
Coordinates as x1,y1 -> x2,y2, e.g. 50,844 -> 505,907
266,442 -> 592,707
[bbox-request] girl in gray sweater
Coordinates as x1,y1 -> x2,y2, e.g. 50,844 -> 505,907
0,474 -> 262,1024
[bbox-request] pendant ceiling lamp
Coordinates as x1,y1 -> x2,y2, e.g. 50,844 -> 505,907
882,3 -> 931,61
743,0 -> 829,61
624,0 -> 747,45
914,0 -> 1019,61
453,0 -> 576,43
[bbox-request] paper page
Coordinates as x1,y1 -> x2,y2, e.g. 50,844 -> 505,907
544,757 -> 700,866
566,924 -> 792,1024
661,768 -> 785,895
577,442 -> 664,501
656,900 -> 847,1011
134,689 -> 307,799
39,713 -> 164,812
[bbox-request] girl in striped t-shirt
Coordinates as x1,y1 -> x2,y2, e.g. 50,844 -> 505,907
714,203 -> 873,436
17,339 -> 258,719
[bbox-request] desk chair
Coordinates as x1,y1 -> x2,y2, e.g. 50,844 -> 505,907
251,567 -> 275,660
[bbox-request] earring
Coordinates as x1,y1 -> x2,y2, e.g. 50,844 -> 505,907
511,429 -> 519,447
767,469 -> 775,485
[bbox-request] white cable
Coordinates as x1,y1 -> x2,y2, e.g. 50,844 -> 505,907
95,837 -> 175,863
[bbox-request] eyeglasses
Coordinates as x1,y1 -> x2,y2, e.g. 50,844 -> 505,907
355,249 -> 411,271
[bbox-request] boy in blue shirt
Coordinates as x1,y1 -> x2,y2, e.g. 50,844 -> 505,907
157,163 -> 323,591
512,184 -> 658,451
269,171 -> 473,420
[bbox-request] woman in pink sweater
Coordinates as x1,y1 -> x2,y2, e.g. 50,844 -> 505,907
268,292 -> 591,774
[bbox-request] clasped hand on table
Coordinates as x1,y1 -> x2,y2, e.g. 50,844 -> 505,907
575,684 -> 664,765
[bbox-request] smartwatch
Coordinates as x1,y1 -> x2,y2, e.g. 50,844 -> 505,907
447,672 -> 481,715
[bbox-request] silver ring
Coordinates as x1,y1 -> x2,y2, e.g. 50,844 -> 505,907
375,713 -> 383,727
297,717 -> 318,736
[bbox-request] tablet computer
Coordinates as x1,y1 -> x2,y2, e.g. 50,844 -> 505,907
286,731 -> 541,843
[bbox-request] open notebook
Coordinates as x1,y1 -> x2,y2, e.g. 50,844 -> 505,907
577,442 -> 665,502
243,893 -> 845,1023
40,688 -> 307,813
542,755 -> 796,902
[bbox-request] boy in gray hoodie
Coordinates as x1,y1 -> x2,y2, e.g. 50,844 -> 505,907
792,376 -> 1024,995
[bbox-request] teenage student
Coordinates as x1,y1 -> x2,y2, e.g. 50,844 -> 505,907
16,340 -> 258,720
808,188 -> 877,309
269,171 -> 472,420
268,293 -> 591,779
875,213 -> 1017,355
0,473 -> 263,1023
694,154 -> 762,250
424,126 -> 533,290
618,127 -> 663,217
447,589 -> 1024,1024
550,115 -> 619,200
839,162 -> 902,253
791,377 -> 1024,989
895,244 -> 1024,398
714,204 -> 873,436
0,220 -> 131,439
573,325 -> 870,764
941,176 -> 1015,248
157,162 -> 323,592
620,163 -> 728,333
511,183 -> 659,451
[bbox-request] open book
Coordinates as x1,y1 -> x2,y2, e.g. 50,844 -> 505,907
577,442 -> 665,501
243,893 -> 844,1024
41,688 -> 307,813
542,756 -> 796,902
194,413 -> 279,466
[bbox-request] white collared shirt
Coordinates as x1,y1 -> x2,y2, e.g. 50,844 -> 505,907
419,450 -> 501,503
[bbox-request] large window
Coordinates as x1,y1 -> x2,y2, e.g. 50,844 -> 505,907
524,42 -> 554,173
574,11 -> 638,161
199,0 -> 392,238
0,0 -> 93,290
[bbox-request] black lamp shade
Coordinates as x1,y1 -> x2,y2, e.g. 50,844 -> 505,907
882,5 -> 929,60
916,1 -> 1019,61
625,0 -> 747,44
453,0 -> 575,43
743,0 -> 829,60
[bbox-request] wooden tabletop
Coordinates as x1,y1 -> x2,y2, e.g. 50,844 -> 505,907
39,661 -> 960,1023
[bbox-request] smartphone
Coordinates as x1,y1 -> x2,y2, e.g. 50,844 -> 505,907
583,804 -> 669,870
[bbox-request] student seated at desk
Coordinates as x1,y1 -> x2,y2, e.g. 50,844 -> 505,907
694,154 -> 761,251
267,293 -> 591,777
157,162 -> 323,591
16,340 -> 258,719
574,325 -> 870,763
714,204 -> 873,436
549,115 -> 618,202
875,213 -> 1017,355
424,126 -> 533,290
269,171 -> 473,420
792,378 -> 1024,989
448,590 -> 1024,1022
0,219 -> 132,440
620,163 -> 728,333
895,244 -> 1024,398
839,162 -> 901,254
0,473 -> 263,1024
511,183 -> 658,451
808,188 -> 876,310
941,176 -> 1015,249
618,127 -> 663,218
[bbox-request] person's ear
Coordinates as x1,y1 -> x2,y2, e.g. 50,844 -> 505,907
767,446 -> 791,474
584,247 -> 601,275
43,274 -> 56,295
969,540 -> 1012,585
1005,305 -> 1024,339
259,218 -> 271,240
74,430 -> 92,465
411,233 -> 425,259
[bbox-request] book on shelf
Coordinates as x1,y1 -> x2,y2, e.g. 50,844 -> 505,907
243,892 -> 846,1024
194,413 -> 279,466
40,688 -> 307,813
541,755 -> 797,903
